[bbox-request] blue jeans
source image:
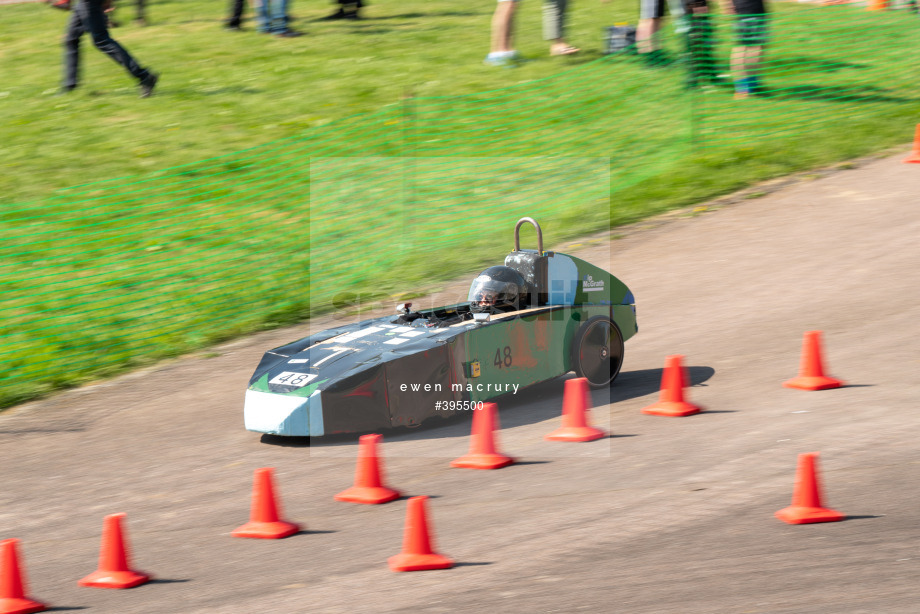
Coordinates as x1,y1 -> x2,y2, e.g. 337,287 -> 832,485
258,0 -> 289,33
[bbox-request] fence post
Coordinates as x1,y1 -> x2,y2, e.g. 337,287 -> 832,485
689,85 -> 697,149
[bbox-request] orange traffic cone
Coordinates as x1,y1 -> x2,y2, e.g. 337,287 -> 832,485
641,355 -> 702,417
544,378 -> 607,441
904,124 -> 920,163
78,513 -> 151,589
783,331 -> 844,391
388,496 -> 454,572
0,539 -> 46,614
450,402 -> 515,469
775,452 -> 845,524
335,434 -> 401,504
231,468 -> 301,539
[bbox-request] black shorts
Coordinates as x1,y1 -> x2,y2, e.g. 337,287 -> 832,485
736,14 -> 768,46
639,0 -> 687,20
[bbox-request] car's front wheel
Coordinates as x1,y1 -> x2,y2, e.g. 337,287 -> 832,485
571,316 -> 624,388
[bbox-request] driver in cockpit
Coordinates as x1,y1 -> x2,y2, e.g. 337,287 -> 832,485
468,266 -> 528,315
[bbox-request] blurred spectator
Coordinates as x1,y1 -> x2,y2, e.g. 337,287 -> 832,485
636,0 -> 685,65
257,0 -> 301,36
485,0 -> 520,66
225,0 -> 256,30
683,0 -> 720,88
721,0 -> 768,99
544,0 -> 579,56
61,0 -> 159,97
133,0 -> 148,25
105,0 -> 148,27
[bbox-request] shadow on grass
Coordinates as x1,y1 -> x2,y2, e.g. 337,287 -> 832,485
774,84 -> 917,104
371,11 -> 481,20
773,56 -> 869,74
194,86 -> 265,96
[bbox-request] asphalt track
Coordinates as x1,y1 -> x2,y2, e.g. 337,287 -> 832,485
2,151 -> 919,613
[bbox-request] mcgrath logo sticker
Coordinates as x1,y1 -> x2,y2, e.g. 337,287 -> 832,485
582,274 -> 605,292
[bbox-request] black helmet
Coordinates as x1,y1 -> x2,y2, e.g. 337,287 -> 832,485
468,266 -> 527,314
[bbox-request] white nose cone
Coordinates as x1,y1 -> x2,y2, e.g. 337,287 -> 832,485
244,389 -> 324,436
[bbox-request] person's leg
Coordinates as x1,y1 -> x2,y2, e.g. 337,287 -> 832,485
683,1 -> 716,86
85,0 -> 151,83
730,44 -> 746,97
62,5 -> 85,90
256,0 -> 270,32
265,0 -> 280,32
135,0 -> 146,24
637,0 -> 664,54
731,44 -> 763,98
732,15 -> 767,97
490,0 -> 517,53
278,0 -> 289,32
322,0 -> 347,19
226,0 -> 245,28
486,0 -> 519,64
743,45 -> 763,88
544,0 -> 577,54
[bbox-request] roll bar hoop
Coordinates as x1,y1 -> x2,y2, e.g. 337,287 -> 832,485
513,217 -> 543,254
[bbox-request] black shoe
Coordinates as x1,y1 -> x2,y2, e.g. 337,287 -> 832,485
139,72 -> 158,98
275,29 -> 303,37
56,85 -> 77,95
224,21 -> 242,30
321,8 -> 348,19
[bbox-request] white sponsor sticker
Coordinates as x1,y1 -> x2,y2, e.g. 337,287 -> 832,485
383,337 -> 411,345
400,330 -> 426,337
312,347 -> 353,366
335,326 -> 384,342
288,358 -> 309,364
268,372 -> 317,387
582,274 -> 605,293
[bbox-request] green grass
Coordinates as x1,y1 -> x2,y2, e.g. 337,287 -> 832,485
0,0 -> 918,409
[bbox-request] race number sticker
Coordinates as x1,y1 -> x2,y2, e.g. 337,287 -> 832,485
268,372 -> 317,388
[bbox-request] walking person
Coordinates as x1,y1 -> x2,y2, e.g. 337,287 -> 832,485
721,0 -> 768,99
62,0 -> 158,97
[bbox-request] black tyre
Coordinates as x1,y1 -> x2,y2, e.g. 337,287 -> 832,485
571,316 -> 624,388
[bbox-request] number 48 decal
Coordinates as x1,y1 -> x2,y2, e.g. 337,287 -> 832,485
269,372 -> 317,387
493,346 -> 512,369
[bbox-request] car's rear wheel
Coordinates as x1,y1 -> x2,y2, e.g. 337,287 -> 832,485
571,316 -> 624,388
